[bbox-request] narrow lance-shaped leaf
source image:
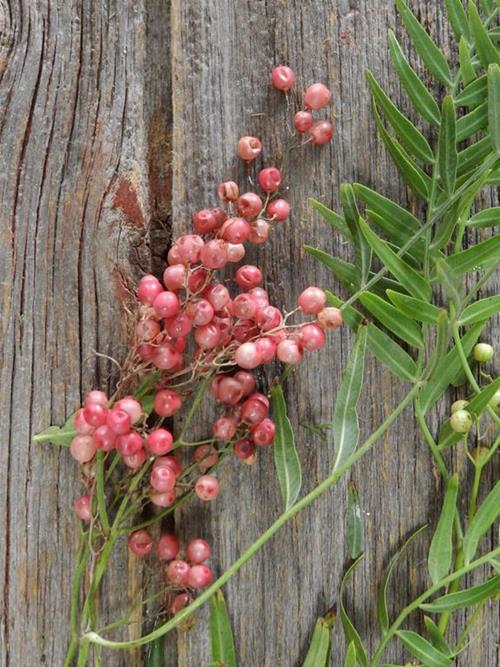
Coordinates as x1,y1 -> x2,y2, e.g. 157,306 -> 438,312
302,616 -> 334,667
438,96 -> 458,194
444,0 -> 471,41
488,63 -> 500,152
469,1 -> 500,68
459,35 -> 477,86
420,574 -> 500,612
271,383 -> 302,509
304,246 -> 359,292
428,474 -> 459,584
146,621 -> 166,667
360,292 -> 424,348
344,642 -> 357,667
33,411 -> 78,447
455,75 -> 488,108
310,198 -> 354,240
444,234 -> 500,275
341,184 -> 372,285
332,325 -> 368,472
346,481 -> 364,559
435,259 -> 463,312
463,481 -> 500,563
386,290 -> 440,323
396,630 -> 452,666
467,205 -> 500,228
209,590 -> 237,667
459,294 -> 500,325
339,554 -> 368,666
424,616 -> 452,655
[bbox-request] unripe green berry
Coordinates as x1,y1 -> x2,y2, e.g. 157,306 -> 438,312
488,388 -> 500,412
449,409 -> 473,434
473,342 -> 494,363
451,399 -> 469,414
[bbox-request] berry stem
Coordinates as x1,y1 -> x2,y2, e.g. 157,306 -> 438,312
95,451 -> 110,535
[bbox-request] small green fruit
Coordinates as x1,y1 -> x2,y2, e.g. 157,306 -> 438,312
451,399 -> 469,414
450,409 -> 473,434
488,388 -> 500,412
473,343 -> 494,363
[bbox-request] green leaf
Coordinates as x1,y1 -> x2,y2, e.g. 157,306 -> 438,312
456,101 -> 488,141
365,210 -> 425,263
209,590 -> 237,667
488,63 -> 500,152
428,475 -> 459,584
33,411 -> 78,447
359,220 -> 431,300
458,136 -> 492,174
304,246 -> 359,291
339,555 -> 368,666
344,642 -> 357,667
444,234 -> 500,275
135,370 -> 161,400
467,205 -> 500,227
420,320 -> 486,411
372,100 -> 430,200
435,259 -> 463,310
326,293 -> 418,382
459,294 -> 500,324
424,616 -> 452,655
310,198 -> 354,240
353,183 -> 422,238
332,326 -> 368,471
341,185 -> 372,285
302,617 -> 333,667
445,0 -> 471,41
456,75 -> 488,107
438,97 -> 458,194
366,70 -> 435,162
377,525 -> 427,635
459,35 -> 478,86
387,290 -> 440,323
387,30 -> 441,126
420,574 -> 500,612
469,1 -> 500,68
360,292 -> 424,348
395,0 -> 453,86
463,481 -> 500,562
271,384 -> 302,509
397,630 -> 451,666
146,622 -> 166,667
346,481 -> 364,559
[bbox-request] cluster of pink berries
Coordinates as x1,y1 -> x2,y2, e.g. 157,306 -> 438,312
270,66 -> 334,145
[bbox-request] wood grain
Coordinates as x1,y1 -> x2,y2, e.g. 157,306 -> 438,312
0,1 -> 498,666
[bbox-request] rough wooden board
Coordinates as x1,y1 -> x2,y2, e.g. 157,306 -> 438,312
0,1 -> 498,666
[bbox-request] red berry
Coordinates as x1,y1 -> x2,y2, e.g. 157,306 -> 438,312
237,136 -> 262,161
170,592 -> 193,615
240,393 -> 269,424
74,495 -> 92,521
221,217 -> 251,244
294,110 -> 313,133
186,538 -> 211,564
193,209 -> 217,233
251,418 -> 276,446
317,307 -> 343,329
218,180 -> 240,202
147,429 -> 174,456
277,339 -> 303,364
204,284 -> 231,311
255,337 -> 277,363
194,323 -> 222,349
83,403 -> 107,428
195,475 -> 220,501
309,120 -> 334,145
176,234 -> 204,263
74,408 -> 94,435
270,65 -> 295,91
217,376 -> 244,405
156,534 -> 180,561
153,291 -> 181,319
84,390 -> 108,408
128,530 -> 153,557
249,218 -> 270,244
163,264 -> 187,291
123,448 -> 147,469
154,390 -> 182,417
233,371 -> 255,396
70,435 -> 97,463
226,243 -> 246,263
235,342 -> 262,370
93,425 -> 117,451
255,305 -> 282,331
167,559 -> 191,585
150,463 -> 176,492
116,431 -> 143,457
114,396 -> 142,424
187,564 -> 213,588
303,83 -> 331,110
137,275 -> 163,305
213,416 -> 238,441
235,265 -> 262,290
233,437 -> 256,461
150,489 -> 176,508
258,167 -> 281,192
298,286 -> 327,314
300,323 -> 326,351
236,192 -> 263,219
166,313 -> 193,338
267,198 -> 290,221
200,239 -> 228,269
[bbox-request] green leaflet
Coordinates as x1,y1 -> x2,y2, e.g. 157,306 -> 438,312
435,259 -> 463,311
360,292 -> 424,348
353,183 -> 421,235
377,525 -> 428,635
459,35 -> 478,86
457,136 -> 492,174
271,384 -> 302,510
332,326 -> 368,472
209,590 -> 237,667
488,63 -> 500,152
424,616 -> 452,655
467,205 -> 500,227
339,555 -> 368,666
302,616 -> 333,667
310,198 -> 354,240
33,411 -> 77,447
456,101 -> 488,141
304,246 -> 359,291
444,234 -> 500,275
395,0 -> 453,86
387,30 -> 441,126
420,574 -> 500,612
469,1 -> 500,69
459,294 -> 500,324
463,481 -> 500,562
359,219 -> 431,301
366,70 -> 435,162
346,482 -> 364,559
344,642 -> 357,667
455,74 -> 488,107
386,290 -> 440,323
438,97 -> 458,194
341,184 -> 372,285
428,475 -> 459,584
396,630 -> 452,666
445,0 -> 471,42
146,622 -> 166,667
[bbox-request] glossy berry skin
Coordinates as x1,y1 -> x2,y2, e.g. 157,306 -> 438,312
270,65 -> 295,91
451,399 -> 469,414
300,323 -> 326,351
186,538 -> 211,564
170,592 -> 193,615
277,339 -> 303,364
298,286 -> 327,314
83,403 -> 107,428
123,449 -> 147,469
194,323 -> 222,349
249,218 -> 270,244
187,564 -> 213,589
93,425 -> 117,452
218,180 -> 239,202
233,370 -> 255,396
163,264 -> 187,291
114,396 -> 142,424
267,198 -> 290,221
147,428 -> 174,456
233,437 -> 255,461
235,265 -> 262,290
150,464 -> 176,492
237,136 -> 262,161
240,394 -> 269,424
235,342 -> 262,369
303,83 -> 331,110
84,390 -> 108,408
70,435 -> 97,463
156,534 -> 180,561
217,376 -> 244,405
193,209 -> 217,233
106,408 -> 132,435
153,291 -> 180,319
154,389 -> 182,417
317,307 -> 343,330
137,275 -> 163,305
450,409 -> 473,433
128,530 -> 153,557
251,418 -> 276,446
74,408 -> 94,435
309,120 -> 334,145
74,495 -> 92,521
167,559 -> 191,586
294,110 -> 313,133
473,343 -> 494,363
221,217 -> 251,244
150,489 -> 176,508
258,167 -> 281,192
233,293 -> 259,319
116,431 -> 143,457
213,417 -> 238,441
195,475 -> 220,501
205,284 -> 230,311
236,192 -> 263,219
200,239 -> 228,269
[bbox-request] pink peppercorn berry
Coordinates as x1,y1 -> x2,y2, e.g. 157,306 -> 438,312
70,435 -> 97,463
301,323 -> 326,351
258,167 -> 281,192
303,83 -> 332,110
128,530 -> 153,557
147,428 -> 174,455
294,110 -> 313,133
237,136 -> 262,162
170,593 -> 193,615
270,65 -> 295,91
235,265 -> 262,290
195,475 -> 220,501
251,418 -> 276,446
298,286 -> 327,314
74,495 -> 92,521
267,198 -> 290,221
167,559 -> 191,586
186,538 -> 211,564
187,564 -> 213,589
156,534 -> 180,561
309,120 -> 334,145
154,389 -> 182,417
317,306 -> 343,329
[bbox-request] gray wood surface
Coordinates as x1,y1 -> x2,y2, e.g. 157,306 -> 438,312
0,1 -> 497,666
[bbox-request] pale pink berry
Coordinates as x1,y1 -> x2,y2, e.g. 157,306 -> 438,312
167,245 -> 182,265
137,343 -> 154,361
249,287 -> 269,309
217,376 -> 244,405
277,339 -> 303,364
235,265 -> 262,290
123,449 -> 147,469
114,396 -> 142,424
137,275 -> 163,305
221,217 -> 251,244
150,489 -> 177,508
163,264 -> 187,291
211,207 -> 228,227
193,209 -> 217,234
84,390 -> 108,408
249,218 -> 270,244
298,286 -> 327,314
116,431 -> 143,457
218,180 -> 240,202
233,293 -> 259,320
270,65 -> 295,91
167,559 -> 191,585
186,299 -> 214,327
226,243 -> 246,263
154,389 -> 182,417
294,110 -> 313,133
255,305 -> 282,331
150,464 -> 176,492
194,323 -> 222,349
241,393 -> 269,424
195,475 -> 220,501
128,530 -> 153,557
267,198 -> 290,221
70,435 -> 97,463
258,167 -> 281,192
152,344 -> 182,371
252,418 -> 276,446
309,120 -> 334,145
154,455 -> 182,477
147,428 -> 174,456
237,136 -> 262,161
166,313 -> 193,338
170,593 -> 193,615
74,495 -> 92,521
176,234 -> 204,263
187,564 -> 213,589
304,83 -> 332,110
301,323 -> 326,351
74,408 -> 94,435
187,266 -> 209,293
186,538 -> 211,564
233,370 -> 255,396
233,437 -> 255,461
82,403 -> 107,428
93,425 -> 117,451
255,337 -> 277,363
235,342 -> 262,369
236,192 -> 263,219
232,319 -> 257,343
157,534 -> 180,561
317,306 -> 343,329
135,318 -> 161,342
200,239 -> 228,269
194,445 -> 218,473
213,417 -> 238,441
153,291 -> 180,319
205,283 -> 231,311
